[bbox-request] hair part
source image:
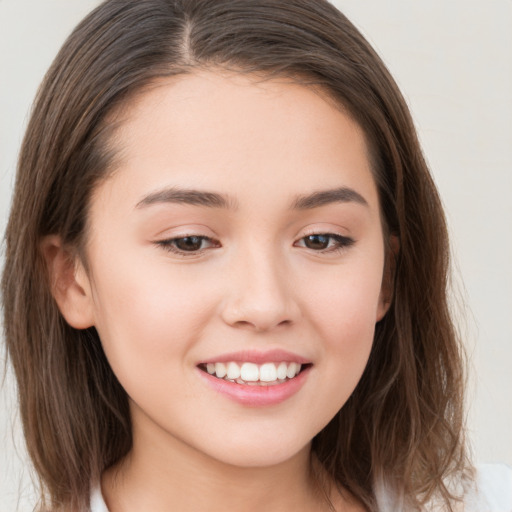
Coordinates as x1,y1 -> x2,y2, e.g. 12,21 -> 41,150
2,1 -> 471,510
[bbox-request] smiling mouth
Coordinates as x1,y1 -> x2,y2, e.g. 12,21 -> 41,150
198,361 -> 311,386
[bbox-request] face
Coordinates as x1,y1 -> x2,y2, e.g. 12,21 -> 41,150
74,71 -> 389,468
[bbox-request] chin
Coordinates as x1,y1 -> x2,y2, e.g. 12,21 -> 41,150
200,433 -> 312,469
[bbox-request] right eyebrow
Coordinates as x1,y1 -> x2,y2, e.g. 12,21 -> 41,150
135,187 -> 237,210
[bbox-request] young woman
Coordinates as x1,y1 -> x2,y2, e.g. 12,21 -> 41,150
2,1 -> 511,511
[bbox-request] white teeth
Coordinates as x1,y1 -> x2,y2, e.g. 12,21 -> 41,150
259,363 -> 277,382
240,362 -> 259,382
205,361 -> 304,384
214,362 -> 227,378
286,362 -> 298,379
276,362 -> 288,380
226,361 -> 241,380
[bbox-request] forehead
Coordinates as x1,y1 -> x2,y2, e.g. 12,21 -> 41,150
98,70 -> 379,213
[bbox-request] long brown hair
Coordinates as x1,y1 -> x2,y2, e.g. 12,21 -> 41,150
2,1 -> 471,510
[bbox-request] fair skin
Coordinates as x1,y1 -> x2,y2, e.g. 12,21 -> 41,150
46,71 -> 390,511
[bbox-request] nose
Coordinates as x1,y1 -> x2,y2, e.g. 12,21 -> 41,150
220,245 -> 300,332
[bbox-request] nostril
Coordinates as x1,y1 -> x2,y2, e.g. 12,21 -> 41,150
233,320 -> 253,328
228,317 -> 294,333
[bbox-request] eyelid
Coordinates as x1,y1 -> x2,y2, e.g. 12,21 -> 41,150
151,222 -> 216,239
155,234 -> 221,257
152,226 -> 355,257
294,230 -> 355,253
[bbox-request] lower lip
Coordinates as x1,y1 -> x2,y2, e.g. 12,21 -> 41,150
197,366 -> 311,407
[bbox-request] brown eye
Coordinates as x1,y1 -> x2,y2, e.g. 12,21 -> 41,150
303,234 -> 331,250
157,235 -> 219,255
174,236 -> 205,251
295,233 -> 355,253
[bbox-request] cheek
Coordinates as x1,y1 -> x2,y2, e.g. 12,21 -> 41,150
301,256 -> 383,392
323,278 -> 381,346
88,253 -> 216,377
317,290 -> 376,380
305,254 -> 384,339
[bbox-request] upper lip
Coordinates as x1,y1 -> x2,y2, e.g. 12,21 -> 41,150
198,349 -> 311,365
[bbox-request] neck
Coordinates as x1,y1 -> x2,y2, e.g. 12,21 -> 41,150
101,414 -> 335,512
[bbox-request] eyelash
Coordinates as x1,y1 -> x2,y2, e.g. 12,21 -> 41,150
294,233 -> 355,253
156,236 -> 219,255
155,233 -> 355,256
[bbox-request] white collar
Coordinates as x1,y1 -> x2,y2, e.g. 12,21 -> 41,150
90,484 -> 109,512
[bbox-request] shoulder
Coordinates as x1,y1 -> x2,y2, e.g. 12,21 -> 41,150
464,463 -> 512,512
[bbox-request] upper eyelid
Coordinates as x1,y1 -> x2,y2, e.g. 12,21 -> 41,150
300,232 -> 352,240
154,226 -> 356,245
155,235 -> 219,257
294,233 -> 354,245
157,235 -> 218,245
152,223 -> 216,238
155,231 -> 352,242
299,229 -> 348,238
297,230 -> 353,241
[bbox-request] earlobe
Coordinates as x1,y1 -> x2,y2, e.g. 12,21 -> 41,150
376,234 -> 400,321
40,235 -> 95,329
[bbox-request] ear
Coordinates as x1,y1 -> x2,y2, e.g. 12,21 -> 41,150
40,235 -> 95,329
376,235 -> 399,321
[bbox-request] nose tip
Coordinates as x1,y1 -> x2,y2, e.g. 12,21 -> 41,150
219,256 -> 299,332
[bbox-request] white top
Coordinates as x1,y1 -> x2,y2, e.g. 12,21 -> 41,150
90,463 -> 512,511
90,484 -> 109,512
465,464 -> 512,512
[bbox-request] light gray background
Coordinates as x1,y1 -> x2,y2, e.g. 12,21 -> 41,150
1,1 -> 511,511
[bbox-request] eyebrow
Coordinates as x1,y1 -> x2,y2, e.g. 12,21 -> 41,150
291,187 -> 368,209
136,187 -> 236,209
135,186 -> 368,211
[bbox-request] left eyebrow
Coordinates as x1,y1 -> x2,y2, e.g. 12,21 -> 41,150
291,187 -> 369,210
